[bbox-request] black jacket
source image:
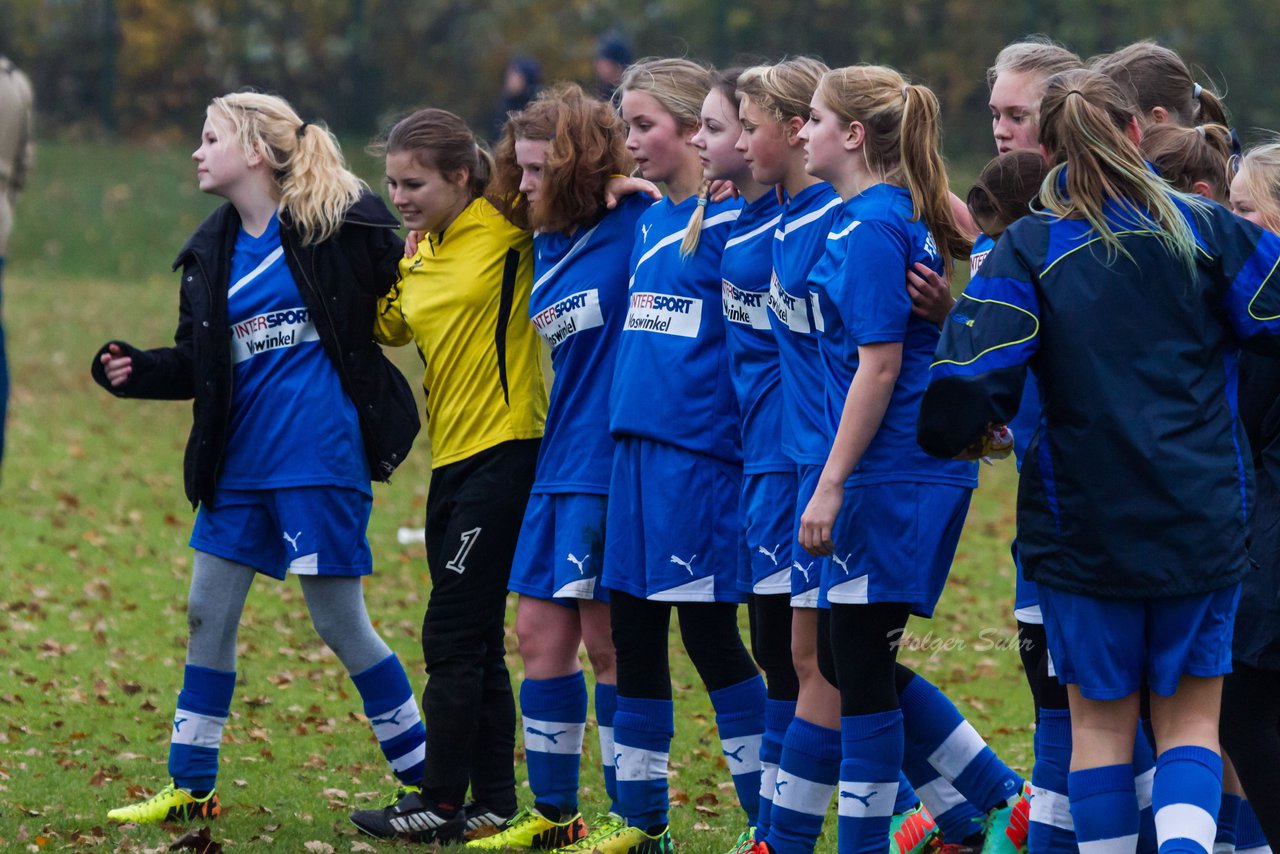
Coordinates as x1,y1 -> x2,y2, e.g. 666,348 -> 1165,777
91,191 -> 419,508
1235,352 -> 1280,667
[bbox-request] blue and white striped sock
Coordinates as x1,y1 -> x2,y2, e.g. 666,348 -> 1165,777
900,674 -> 1023,810
766,716 -> 841,854
169,664 -> 236,792
613,696 -> 674,829
1133,723 -> 1157,854
837,711 -> 903,854
894,771 -> 920,814
1236,798 -> 1272,854
595,682 -> 619,814
1152,745 -> 1221,854
351,654 -> 426,787
757,699 -> 796,841
1029,708 -> 1076,854
1215,793 -> 1242,854
903,740 -> 984,842
520,672 -> 587,813
1069,763 -> 1141,854
711,676 -> 767,826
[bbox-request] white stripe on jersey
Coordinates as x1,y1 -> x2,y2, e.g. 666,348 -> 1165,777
288,552 -> 320,575
828,219 -> 862,241
720,734 -> 763,773
614,743 -> 669,782
726,212 -> 783,249
532,224 -> 602,294
773,768 -> 837,817
170,708 -> 226,748
826,573 -> 870,605
927,720 -> 987,781
630,208 -> 742,286
228,246 -> 285,298
1029,785 -> 1074,830
369,697 -> 422,742
523,717 -> 586,755
1153,804 -> 1215,854
648,575 -> 717,602
775,197 -> 844,240
836,780 -> 897,818
752,566 -> 791,595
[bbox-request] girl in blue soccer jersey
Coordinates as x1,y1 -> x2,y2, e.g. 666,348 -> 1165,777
795,65 -> 1027,854
584,57 -> 765,854
92,92 -> 427,825
690,68 -> 792,853
919,68 -> 1280,854
460,83 -> 650,852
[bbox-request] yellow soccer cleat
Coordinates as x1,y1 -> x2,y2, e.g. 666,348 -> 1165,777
107,783 -> 221,824
466,805 -> 589,850
551,814 -> 671,854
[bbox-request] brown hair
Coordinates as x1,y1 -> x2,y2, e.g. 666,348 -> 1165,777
491,83 -> 635,233
816,64 -> 972,272
966,151 -> 1051,237
209,92 -> 364,246
1139,123 -> 1234,203
987,37 -> 1083,88
1091,41 -> 1227,128
375,108 -> 494,203
1039,68 -> 1202,271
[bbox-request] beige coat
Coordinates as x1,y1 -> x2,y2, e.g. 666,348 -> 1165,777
0,57 -> 34,258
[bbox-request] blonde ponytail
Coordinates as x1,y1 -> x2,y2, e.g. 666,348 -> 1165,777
679,181 -> 711,260
209,92 -> 364,246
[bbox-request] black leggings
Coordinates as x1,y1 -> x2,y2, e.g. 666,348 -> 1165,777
1221,660 -> 1280,845
748,593 -> 800,701
817,602 -> 912,716
1017,621 -> 1069,716
611,591 -> 760,700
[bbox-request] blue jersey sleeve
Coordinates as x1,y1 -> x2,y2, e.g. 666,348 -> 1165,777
918,232 -> 1041,459
844,219 -> 913,346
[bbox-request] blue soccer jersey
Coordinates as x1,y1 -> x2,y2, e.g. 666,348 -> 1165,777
722,191 -> 789,474
969,232 -> 996,278
771,182 -> 844,466
529,195 -> 648,493
219,214 -> 369,492
809,183 -> 976,488
609,194 -> 744,462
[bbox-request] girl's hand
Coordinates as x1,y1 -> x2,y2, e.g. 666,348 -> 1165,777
709,179 -> 738,203
907,262 -> 955,327
404,230 -> 423,258
99,343 -> 133,387
799,479 -> 843,556
604,175 -> 661,208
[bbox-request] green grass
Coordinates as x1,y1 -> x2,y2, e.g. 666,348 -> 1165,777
0,141 -> 1029,852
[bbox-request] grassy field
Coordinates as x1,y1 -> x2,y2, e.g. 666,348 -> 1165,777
0,141 -> 1028,852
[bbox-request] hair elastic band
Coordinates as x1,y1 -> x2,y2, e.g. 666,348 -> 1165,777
901,84 -> 909,100
1193,82 -> 1203,99
296,121 -> 310,138
1197,125 -> 1206,139
1064,89 -> 1087,98
697,195 -> 708,207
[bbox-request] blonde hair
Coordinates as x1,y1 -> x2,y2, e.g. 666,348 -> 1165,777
1038,69 -> 1203,273
618,57 -> 712,260
816,65 -> 972,273
737,57 -> 829,124
208,92 -> 364,246
1235,143 -> 1280,234
987,37 -> 1083,89
1091,40 -> 1228,128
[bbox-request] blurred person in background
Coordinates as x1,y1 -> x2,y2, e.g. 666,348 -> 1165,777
0,54 -> 34,480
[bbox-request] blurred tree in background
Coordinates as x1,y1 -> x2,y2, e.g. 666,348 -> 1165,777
1,0 -> 1278,155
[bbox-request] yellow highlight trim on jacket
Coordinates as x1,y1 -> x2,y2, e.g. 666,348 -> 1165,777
930,296 -> 1040,368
